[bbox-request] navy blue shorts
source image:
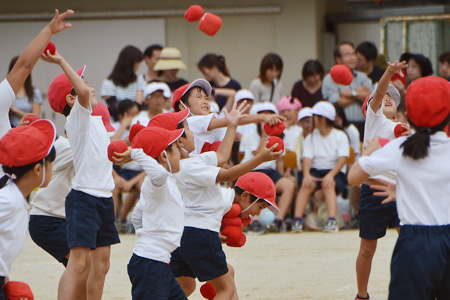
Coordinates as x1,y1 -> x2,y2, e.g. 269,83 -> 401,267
358,184 -> 400,240
128,254 -> 187,300
170,227 -> 228,282
29,215 -> 69,266
297,168 -> 347,195
389,225 -> 450,299
253,169 -> 282,184
0,276 -> 5,300
65,189 -> 120,249
119,169 -> 141,181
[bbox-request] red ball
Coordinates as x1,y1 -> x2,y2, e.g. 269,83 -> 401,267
23,114 -> 39,124
227,232 -> 246,247
330,64 -> 353,86
201,142 -> 211,153
3,281 -> 34,300
107,140 -> 128,162
394,123 -> 407,138
242,217 -> 251,228
210,141 -> 221,152
267,136 -> 284,152
224,203 -> 241,218
221,226 -> 243,244
221,216 -> 243,228
198,13 -> 222,36
185,5 -> 204,22
263,122 -> 285,136
129,123 -> 145,143
44,42 -> 56,55
200,282 -> 216,300
378,137 -> 390,147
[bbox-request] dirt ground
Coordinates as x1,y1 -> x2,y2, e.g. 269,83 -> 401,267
10,229 -> 398,300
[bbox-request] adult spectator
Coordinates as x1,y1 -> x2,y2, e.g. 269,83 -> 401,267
142,44 -> 162,83
392,52 -> 433,96
438,51 -> 450,81
291,59 -> 324,107
322,41 -> 372,139
154,47 -> 188,92
249,53 -> 283,103
356,41 -> 385,84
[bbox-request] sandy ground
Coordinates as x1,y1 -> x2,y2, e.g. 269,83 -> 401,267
10,229 -> 398,300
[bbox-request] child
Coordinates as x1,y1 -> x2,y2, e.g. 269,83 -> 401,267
42,50 -> 120,300
353,61 -> 407,300
0,119 -> 56,299
276,95 -> 303,151
249,53 -> 283,103
293,107 -> 313,166
348,76 -> 450,299
131,81 -> 171,126
110,99 -> 139,141
292,101 -> 349,233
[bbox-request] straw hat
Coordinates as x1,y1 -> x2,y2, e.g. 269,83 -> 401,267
154,47 -> 187,71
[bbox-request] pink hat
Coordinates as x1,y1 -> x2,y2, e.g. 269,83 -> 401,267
48,66 -> 86,114
132,127 -> 184,159
172,79 -> 212,110
0,119 -> 56,167
147,109 -> 190,129
276,96 -> 302,112
2,281 -> 34,300
91,102 -> 115,132
234,172 -> 279,214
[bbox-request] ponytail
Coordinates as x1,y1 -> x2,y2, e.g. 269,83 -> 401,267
401,114 -> 450,160
198,54 -> 230,77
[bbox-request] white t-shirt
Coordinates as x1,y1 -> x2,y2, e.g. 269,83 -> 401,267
239,130 -> 276,170
345,124 -> 361,160
65,101 -> 114,198
186,114 -> 222,156
0,79 -> 15,178
0,180 -> 29,277
30,137 -> 74,218
131,111 -> 151,127
359,132 -> 450,226
100,77 -> 146,102
130,149 -> 184,264
173,152 -> 234,233
237,123 -> 256,139
363,104 -> 400,183
302,128 -> 349,170
283,125 -> 302,151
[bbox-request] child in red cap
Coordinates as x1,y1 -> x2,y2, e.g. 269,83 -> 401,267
0,119 -> 57,300
42,51 -> 120,300
349,76 -> 450,299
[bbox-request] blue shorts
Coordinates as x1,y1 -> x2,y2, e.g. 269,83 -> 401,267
253,169 -> 282,184
170,227 -> 228,282
359,184 -> 400,240
0,276 -> 5,300
297,168 -> 347,195
389,225 -> 450,299
119,169 -> 141,181
128,254 -> 187,300
29,215 -> 69,266
65,189 -> 120,249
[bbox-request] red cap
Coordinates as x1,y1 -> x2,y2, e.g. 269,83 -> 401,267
330,64 -> 353,86
92,102 -> 115,132
44,42 -> 56,55
129,123 -> 146,143
235,172 -> 279,214
2,281 -> 34,300
361,94 -> 371,118
406,76 -> 450,128
200,282 -> 216,300
131,127 -> 184,159
23,114 -> 39,124
267,136 -> 284,152
199,13 -> 223,36
184,5 -> 204,22
107,140 -> 128,162
48,66 -> 86,114
147,109 -> 190,129
263,122 -> 285,136
0,120 -> 56,167
172,79 -> 212,111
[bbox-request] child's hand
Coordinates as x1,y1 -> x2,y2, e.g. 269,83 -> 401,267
121,112 -> 135,129
387,60 -> 408,77
362,136 -> 382,157
301,174 -> 320,189
219,232 -> 228,243
222,100 -> 249,127
113,148 -> 133,165
48,9 -> 74,34
399,123 -> 412,136
370,180 -> 396,204
321,173 -> 335,188
41,49 -> 64,64
257,140 -> 283,162
264,114 -> 286,126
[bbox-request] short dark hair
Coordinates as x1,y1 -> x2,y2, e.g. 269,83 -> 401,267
356,41 -> 378,61
198,53 -> 230,77
234,185 -> 258,203
409,53 -> 433,77
144,44 -> 163,58
259,53 -> 283,83
439,51 -> 450,65
118,99 -> 138,116
334,41 -> 355,59
302,60 -> 325,80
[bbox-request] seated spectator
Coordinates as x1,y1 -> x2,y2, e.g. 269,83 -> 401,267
154,47 -> 189,92
131,82 -> 171,126
356,41 -> 385,84
438,51 -> 450,81
249,53 -> 283,103
392,52 -> 433,95
276,96 -> 303,152
291,59 -> 324,107
142,44 -> 162,83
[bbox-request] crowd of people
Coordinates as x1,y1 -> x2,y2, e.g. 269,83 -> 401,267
1,9 -> 450,300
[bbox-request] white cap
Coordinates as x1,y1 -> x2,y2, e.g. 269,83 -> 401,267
144,82 -> 171,99
250,101 -> 279,115
234,89 -> 254,102
298,107 -> 313,121
312,101 -> 336,121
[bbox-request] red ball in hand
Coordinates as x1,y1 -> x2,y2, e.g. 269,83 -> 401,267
185,5 -> 204,22
330,64 -> 353,86
107,140 -> 128,162
200,282 -> 216,300
224,203 -> 241,218
267,136 -> 284,152
210,141 -> 221,152
242,217 -> 251,228
227,233 -> 246,247
394,123 -> 407,138
221,217 -> 243,228
44,42 -> 56,55
221,226 -> 243,244
23,114 -> 39,124
3,281 -> 34,300
201,142 -> 211,153
263,122 -> 285,136
199,13 -> 222,36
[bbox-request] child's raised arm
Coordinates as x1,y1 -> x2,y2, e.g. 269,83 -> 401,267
370,61 -> 407,113
6,9 -> 74,94
208,113 -> 285,131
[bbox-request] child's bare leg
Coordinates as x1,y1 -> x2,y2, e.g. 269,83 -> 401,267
294,186 -> 316,218
119,191 -> 139,223
58,247 -> 90,300
176,276 -> 196,297
322,183 -> 337,218
86,245 -> 111,300
210,270 -> 236,300
275,178 -> 295,219
356,238 -> 377,298
73,253 -> 91,300
227,264 -> 239,300
112,187 -> 121,219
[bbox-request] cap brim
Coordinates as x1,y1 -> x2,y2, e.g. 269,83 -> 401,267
167,128 -> 185,146
177,109 -> 190,123
30,119 -> 57,156
105,123 -> 116,132
182,79 -> 212,98
264,199 -> 280,214
78,65 -> 87,77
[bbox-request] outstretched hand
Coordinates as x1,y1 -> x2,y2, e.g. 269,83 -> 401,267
387,60 -> 408,77
257,140 -> 283,162
41,49 -> 64,64
222,100 -> 249,127
113,148 -> 133,165
48,9 -> 74,34
264,114 -> 286,126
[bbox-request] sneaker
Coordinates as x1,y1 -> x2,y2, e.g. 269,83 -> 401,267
323,219 -> 339,233
118,221 -> 128,234
349,215 -> 360,229
354,293 -> 370,300
247,221 -> 266,235
291,219 -> 303,233
268,219 -> 286,233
